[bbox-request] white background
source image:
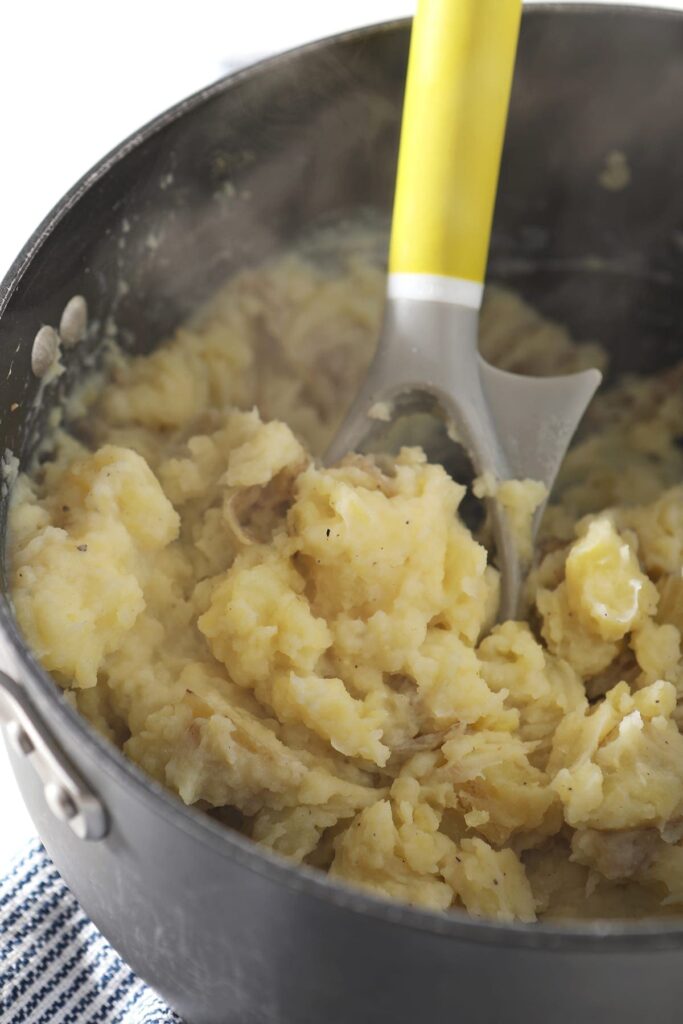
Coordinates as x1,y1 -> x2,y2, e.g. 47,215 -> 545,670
0,0 -> 678,867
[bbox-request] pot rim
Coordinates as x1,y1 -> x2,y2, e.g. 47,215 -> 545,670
3,2 -> 683,954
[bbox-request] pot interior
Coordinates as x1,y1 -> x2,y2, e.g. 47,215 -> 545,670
2,9 -> 683,479
1,5 -> 683,932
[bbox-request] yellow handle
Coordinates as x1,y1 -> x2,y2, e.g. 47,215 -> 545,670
389,0 -> 522,285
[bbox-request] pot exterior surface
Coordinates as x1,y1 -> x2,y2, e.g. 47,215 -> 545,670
2,8 -> 683,1023
9,741 -> 683,1024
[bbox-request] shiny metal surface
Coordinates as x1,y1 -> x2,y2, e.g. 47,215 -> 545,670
1,6 -> 683,1022
0,672 -> 107,841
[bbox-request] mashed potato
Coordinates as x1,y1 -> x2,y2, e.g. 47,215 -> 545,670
10,228 -> 683,923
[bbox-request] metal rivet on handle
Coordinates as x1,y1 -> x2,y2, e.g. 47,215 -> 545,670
31,325 -> 59,378
59,295 -> 88,347
0,671 -> 108,841
45,783 -> 78,823
7,720 -> 33,757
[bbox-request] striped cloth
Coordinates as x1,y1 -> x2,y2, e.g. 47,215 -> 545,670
0,840 -> 181,1023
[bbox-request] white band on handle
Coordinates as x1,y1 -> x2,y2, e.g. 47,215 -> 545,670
387,273 -> 484,309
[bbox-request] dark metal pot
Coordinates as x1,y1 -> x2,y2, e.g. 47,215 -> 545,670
2,5 -> 683,1022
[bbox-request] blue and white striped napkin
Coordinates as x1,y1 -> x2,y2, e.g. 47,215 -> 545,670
0,841 -> 181,1023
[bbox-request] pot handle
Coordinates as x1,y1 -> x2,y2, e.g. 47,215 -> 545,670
0,671 -> 108,841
